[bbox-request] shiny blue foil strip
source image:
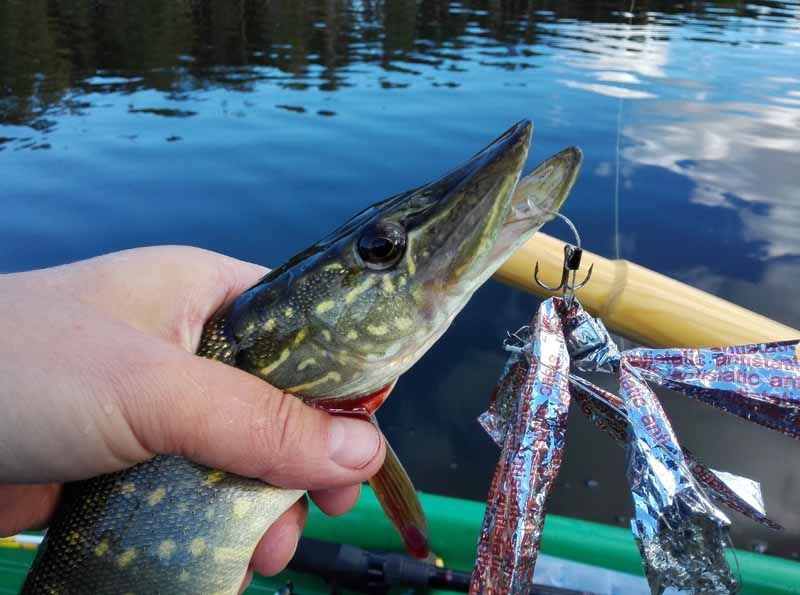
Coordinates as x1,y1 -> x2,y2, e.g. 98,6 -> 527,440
475,297 -> 793,595
471,298 -> 571,595
478,332 -> 531,447
569,374 -> 781,530
619,362 -> 738,594
560,299 -> 740,594
624,343 -> 800,439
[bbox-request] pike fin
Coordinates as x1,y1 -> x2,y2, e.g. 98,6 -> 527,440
368,433 -> 430,559
313,382 -> 429,557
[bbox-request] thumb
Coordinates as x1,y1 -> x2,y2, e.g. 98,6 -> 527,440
119,345 -> 386,490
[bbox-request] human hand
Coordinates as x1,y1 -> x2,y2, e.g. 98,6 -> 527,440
0,246 -> 385,590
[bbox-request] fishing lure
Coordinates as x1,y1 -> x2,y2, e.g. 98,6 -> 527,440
472,238 -> 799,595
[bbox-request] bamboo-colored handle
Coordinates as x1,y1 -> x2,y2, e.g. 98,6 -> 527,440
493,232 -> 799,348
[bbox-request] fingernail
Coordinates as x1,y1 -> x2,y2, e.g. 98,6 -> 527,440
329,417 -> 381,469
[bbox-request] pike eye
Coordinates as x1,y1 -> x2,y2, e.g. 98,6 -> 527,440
357,222 -> 406,270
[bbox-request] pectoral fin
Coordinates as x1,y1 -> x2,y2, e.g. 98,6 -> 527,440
368,430 -> 430,559
314,384 -> 429,557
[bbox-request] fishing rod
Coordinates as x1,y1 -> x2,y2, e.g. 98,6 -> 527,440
289,537 -> 593,594
3,533 -> 594,594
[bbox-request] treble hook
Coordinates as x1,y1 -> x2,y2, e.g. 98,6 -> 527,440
533,213 -> 593,307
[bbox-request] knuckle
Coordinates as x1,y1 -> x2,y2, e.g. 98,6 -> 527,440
251,392 -> 312,479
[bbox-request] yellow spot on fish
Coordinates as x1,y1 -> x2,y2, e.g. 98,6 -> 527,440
407,255 -> 416,276
120,482 -> 136,495
315,300 -> 336,314
158,540 -> 177,559
321,329 -> 332,342
286,371 -> 342,393
232,498 -> 252,519
398,275 -> 407,288
345,277 -> 375,304
117,548 -> 137,567
394,317 -> 413,331
293,327 -> 308,346
324,262 -> 343,271
204,470 -> 225,485
260,348 -> 291,376
179,570 -> 191,582
213,547 -> 241,562
190,537 -> 207,557
147,487 -> 166,506
263,319 -> 276,332
297,358 -> 317,371
284,307 -> 294,318
367,324 -> 389,336
346,330 -> 359,340
94,540 -> 109,557
382,277 -> 395,294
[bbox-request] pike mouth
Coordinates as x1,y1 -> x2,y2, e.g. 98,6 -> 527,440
490,146 -> 583,265
421,121 -> 533,283
436,146 -> 582,305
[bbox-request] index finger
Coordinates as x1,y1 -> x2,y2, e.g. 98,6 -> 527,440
25,245 -> 268,352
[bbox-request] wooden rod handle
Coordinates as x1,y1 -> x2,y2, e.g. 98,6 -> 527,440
493,233 -> 799,348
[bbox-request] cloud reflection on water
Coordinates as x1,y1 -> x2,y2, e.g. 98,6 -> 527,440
544,11 -> 800,261
626,99 -> 800,258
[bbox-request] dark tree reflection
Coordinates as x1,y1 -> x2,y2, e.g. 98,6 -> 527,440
0,0 -> 784,128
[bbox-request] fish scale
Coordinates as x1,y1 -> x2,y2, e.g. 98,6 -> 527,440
24,456 -> 302,594
21,121 -> 584,594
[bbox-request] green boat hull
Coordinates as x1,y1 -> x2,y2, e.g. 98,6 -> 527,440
2,487 -> 798,594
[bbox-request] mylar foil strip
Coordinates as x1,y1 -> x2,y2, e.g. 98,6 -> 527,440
569,374 -> 781,529
478,331 -> 531,446
619,363 -> 738,594
561,300 -> 738,594
624,342 -> 800,439
471,298 -> 571,595
560,298 -> 620,373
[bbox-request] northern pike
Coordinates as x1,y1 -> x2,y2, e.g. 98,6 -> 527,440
21,121 -> 582,594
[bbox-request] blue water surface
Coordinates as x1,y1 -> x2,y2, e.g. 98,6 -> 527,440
1,0 -> 799,559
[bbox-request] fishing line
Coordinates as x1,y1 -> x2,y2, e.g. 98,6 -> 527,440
614,95 -> 623,261
611,0 -> 636,352
613,0 -> 635,262
725,532 -> 744,588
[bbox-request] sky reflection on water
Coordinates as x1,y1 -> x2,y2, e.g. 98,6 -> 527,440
1,0 -> 799,559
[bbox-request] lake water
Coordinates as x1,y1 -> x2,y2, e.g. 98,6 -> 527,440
1,0 -> 799,560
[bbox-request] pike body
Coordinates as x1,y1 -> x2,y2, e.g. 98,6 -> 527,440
22,122 -> 583,594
